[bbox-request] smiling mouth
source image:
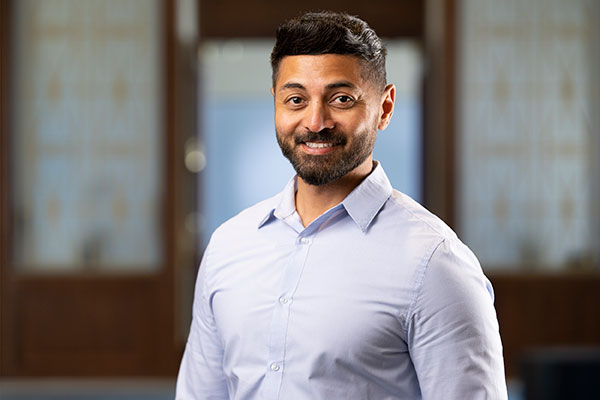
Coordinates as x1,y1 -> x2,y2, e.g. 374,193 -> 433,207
304,141 -> 336,149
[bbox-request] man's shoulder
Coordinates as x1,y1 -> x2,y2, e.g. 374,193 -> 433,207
382,189 -> 458,242
383,189 -> 484,275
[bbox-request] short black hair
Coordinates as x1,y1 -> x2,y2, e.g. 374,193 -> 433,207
270,11 -> 387,90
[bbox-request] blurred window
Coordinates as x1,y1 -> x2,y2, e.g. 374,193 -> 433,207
11,0 -> 164,271
457,0 -> 599,270
199,39 -> 423,243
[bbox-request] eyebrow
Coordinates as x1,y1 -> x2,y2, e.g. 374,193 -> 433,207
326,81 -> 357,90
279,82 -> 306,92
278,80 -> 358,92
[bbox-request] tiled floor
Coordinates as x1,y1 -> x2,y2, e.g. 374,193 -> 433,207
0,379 -> 175,400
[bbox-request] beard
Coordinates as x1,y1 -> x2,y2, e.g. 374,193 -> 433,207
276,126 -> 377,186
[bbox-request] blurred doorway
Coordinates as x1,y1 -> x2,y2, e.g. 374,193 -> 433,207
1,0 -> 181,376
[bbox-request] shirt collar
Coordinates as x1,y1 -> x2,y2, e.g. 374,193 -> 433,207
257,175 -> 297,228
341,161 -> 393,232
258,162 -> 393,232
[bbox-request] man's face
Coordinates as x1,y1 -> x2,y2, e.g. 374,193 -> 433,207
272,54 -> 394,186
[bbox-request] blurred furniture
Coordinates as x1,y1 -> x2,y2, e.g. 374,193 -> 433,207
491,273 -> 600,378
520,347 -> 600,400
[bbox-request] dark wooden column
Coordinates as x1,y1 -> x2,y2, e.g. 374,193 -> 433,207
423,0 -> 456,228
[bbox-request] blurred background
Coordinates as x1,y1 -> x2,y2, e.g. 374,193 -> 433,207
0,0 -> 598,399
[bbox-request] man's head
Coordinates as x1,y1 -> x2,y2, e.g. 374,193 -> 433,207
271,11 -> 387,93
271,12 -> 395,186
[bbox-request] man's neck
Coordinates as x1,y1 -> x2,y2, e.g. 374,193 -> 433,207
295,158 -> 375,227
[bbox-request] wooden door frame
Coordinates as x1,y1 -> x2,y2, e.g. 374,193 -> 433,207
0,0 -> 184,376
423,0 -> 456,228
1,0 -> 11,374
198,0 -> 424,38
196,0 -> 454,227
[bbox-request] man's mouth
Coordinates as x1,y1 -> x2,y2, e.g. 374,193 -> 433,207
299,140 -> 340,155
304,141 -> 336,149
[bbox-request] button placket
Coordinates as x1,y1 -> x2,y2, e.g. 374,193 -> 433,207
264,233 -> 313,399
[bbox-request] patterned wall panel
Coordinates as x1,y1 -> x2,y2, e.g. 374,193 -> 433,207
458,0 -> 598,270
12,0 -> 163,271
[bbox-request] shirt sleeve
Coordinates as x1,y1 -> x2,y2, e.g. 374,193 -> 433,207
176,246 -> 229,400
407,238 -> 508,400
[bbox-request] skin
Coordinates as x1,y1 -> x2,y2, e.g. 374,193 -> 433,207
272,54 -> 396,227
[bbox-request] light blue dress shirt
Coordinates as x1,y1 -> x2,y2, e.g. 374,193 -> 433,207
176,163 -> 507,400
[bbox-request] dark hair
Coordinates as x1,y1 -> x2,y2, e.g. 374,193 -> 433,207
270,11 -> 387,90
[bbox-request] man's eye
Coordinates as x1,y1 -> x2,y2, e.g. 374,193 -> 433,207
333,95 -> 354,105
287,97 -> 304,105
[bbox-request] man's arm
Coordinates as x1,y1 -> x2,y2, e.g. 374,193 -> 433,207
407,238 -> 508,399
176,249 -> 229,400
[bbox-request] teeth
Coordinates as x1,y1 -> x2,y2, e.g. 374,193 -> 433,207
305,142 -> 335,149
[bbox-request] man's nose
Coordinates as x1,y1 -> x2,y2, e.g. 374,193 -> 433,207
305,102 -> 335,133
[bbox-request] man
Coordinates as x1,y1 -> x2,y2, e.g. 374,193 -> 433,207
177,11 -> 507,400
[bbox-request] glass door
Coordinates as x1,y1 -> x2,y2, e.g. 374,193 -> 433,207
1,0 -> 180,376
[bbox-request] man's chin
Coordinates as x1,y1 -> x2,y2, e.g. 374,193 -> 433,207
295,165 -> 346,186
297,173 -> 337,186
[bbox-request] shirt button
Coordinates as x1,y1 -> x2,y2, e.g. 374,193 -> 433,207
279,296 -> 288,304
270,362 -> 280,372
300,237 -> 309,244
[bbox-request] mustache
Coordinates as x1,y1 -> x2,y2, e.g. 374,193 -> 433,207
294,129 -> 347,145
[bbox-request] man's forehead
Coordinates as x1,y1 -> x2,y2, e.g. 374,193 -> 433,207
274,54 -> 367,90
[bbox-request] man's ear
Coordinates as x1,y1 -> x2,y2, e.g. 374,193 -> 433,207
377,84 -> 396,131
271,87 -> 275,97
